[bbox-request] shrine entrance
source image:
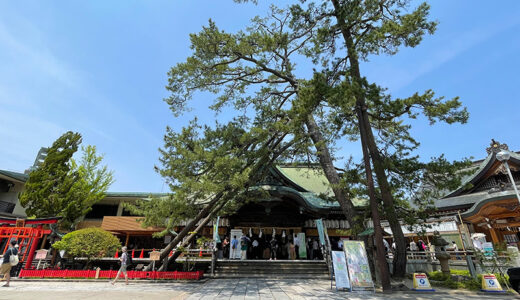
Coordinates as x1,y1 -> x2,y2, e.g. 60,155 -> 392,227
0,217 -> 58,270
224,194 -> 322,260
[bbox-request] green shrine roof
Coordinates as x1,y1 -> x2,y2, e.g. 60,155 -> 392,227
0,169 -> 29,183
275,165 -> 368,208
276,166 -> 333,197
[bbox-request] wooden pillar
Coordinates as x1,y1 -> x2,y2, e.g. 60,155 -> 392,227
25,225 -> 42,269
489,227 -> 499,244
125,233 -> 130,246
40,235 -> 48,249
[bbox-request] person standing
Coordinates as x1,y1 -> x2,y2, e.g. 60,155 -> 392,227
252,238 -> 259,259
1,240 -> 18,287
312,239 -> 319,260
451,241 -> 461,260
294,234 -> 300,259
289,240 -> 296,260
409,240 -> 418,258
112,246 -> 129,285
240,236 -> 249,260
222,237 -> 230,259
269,238 -> 278,260
231,236 -> 239,259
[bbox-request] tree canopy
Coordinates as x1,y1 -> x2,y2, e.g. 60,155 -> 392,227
52,227 -> 121,262
20,132 -> 114,230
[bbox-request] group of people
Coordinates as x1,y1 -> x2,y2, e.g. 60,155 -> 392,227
218,234 -> 322,260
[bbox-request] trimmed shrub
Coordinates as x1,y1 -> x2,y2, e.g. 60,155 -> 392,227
53,228 -> 121,261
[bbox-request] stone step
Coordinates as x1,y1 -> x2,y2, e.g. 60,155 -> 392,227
213,260 -> 329,279
215,268 -> 327,272
212,274 -> 330,279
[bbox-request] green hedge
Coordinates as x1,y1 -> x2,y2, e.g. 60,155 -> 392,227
428,270 -> 509,291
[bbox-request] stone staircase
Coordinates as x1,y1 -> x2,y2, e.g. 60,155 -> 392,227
213,260 -> 330,279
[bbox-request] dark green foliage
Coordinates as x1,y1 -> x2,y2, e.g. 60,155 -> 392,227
428,270 -> 509,291
20,132 -> 82,228
52,227 -> 121,260
126,118 -> 294,237
20,132 -> 114,230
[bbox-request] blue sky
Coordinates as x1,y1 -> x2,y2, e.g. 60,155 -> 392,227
1,1 -> 519,192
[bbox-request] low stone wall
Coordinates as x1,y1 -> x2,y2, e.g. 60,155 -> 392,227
387,258 -> 515,274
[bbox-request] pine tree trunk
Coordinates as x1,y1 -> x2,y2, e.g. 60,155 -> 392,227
304,114 -> 357,229
144,193 -> 223,271
159,199 -> 227,271
331,0 -> 407,278
356,106 -> 391,291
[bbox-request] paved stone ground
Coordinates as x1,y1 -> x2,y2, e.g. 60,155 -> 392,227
0,279 -> 517,300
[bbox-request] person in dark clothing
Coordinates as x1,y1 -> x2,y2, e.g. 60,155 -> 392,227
1,240 -> 18,287
269,238 -> 278,260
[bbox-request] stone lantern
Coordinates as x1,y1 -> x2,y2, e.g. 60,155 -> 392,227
431,231 -> 451,275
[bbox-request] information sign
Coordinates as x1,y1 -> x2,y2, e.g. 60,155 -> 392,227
343,240 -> 374,291
412,273 -> 434,291
481,274 -> 505,293
331,251 -> 351,290
482,242 -> 494,257
35,249 -> 48,260
149,251 -> 161,261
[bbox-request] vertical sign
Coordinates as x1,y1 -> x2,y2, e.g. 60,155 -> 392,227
331,251 -> 351,290
343,240 -> 374,291
297,232 -> 307,259
213,216 -> 221,243
482,242 -> 494,257
315,219 -> 326,246
229,229 -> 243,259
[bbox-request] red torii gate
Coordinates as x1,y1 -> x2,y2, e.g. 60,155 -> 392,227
0,217 -> 59,269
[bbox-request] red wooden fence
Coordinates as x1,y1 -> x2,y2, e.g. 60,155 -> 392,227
18,269 -> 204,280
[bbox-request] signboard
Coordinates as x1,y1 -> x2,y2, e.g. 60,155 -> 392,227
149,251 -> 161,261
315,219 -> 326,246
343,240 -> 374,291
481,274 -> 505,293
297,232 -> 307,259
35,249 -> 48,260
482,242 -> 494,257
412,273 -> 434,291
229,229 -> 243,259
331,251 -> 351,290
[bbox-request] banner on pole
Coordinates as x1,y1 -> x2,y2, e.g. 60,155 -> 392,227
229,229 -> 243,259
332,251 -> 351,290
213,216 -> 221,243
343,240 -> 374,291
316,219 -> 326,246
297,232 -> 307,259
